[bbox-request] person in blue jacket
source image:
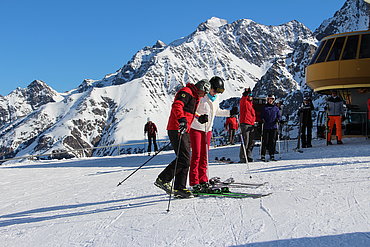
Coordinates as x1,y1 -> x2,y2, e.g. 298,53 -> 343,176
260,94 -> 281,161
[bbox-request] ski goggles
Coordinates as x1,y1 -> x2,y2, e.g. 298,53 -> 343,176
216,88 -> 225,94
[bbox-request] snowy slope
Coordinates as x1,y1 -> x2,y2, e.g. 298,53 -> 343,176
1,138 -> 369,246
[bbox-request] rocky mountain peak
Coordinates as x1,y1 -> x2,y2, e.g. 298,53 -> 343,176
196,17 -> 228,32
153,40 -> 167,49
314,0 -> 369,40
27,80 -> 48,90
25,80 -> 58,108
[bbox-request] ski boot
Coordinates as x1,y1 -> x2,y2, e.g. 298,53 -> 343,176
174,188 -> 194,199
154,177 -> 173,195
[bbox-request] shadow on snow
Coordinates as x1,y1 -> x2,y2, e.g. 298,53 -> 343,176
0,194 -> 166,228
231,231 -> 370,247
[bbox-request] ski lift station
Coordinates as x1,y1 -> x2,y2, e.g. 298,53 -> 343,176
306,29 -> 370,136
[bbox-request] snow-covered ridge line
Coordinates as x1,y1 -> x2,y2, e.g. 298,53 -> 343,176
0,0 -> 367,160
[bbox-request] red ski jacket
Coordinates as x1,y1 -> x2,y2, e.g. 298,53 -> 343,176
239,96 -> 255,125
225,117 -> 238,130
144,122 -> 157,137
166,83 -> 200,132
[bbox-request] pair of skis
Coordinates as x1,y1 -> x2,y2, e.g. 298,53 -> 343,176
192,177 -> 271,199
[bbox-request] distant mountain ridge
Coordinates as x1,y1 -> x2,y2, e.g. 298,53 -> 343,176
0,0 -> 368,161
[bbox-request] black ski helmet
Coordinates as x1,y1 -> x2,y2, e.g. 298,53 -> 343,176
209,76 -> 225,93
195,79 -> 211,94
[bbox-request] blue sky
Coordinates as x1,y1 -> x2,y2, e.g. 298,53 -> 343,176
0,0 -> 346,95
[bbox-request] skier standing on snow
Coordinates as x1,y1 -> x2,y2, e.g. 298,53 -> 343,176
239,88 -> 256,163
298,96 -> 314,148
154,79 -> 211,199
225,106 -> 239,145
260,94 -> 281,161
144,118 -> 158,155
189,76 -> 230,193
275,99 -> 285,140
326,90 -> 344,145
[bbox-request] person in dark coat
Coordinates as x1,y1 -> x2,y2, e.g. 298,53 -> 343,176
154,79 -> 211,199
144,118 -> 158,155
298,96 -> 314,148
260,94 -> 281,161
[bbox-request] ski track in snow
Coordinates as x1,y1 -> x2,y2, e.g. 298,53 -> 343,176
259,199 -> 280,241
1,138 -> 370,246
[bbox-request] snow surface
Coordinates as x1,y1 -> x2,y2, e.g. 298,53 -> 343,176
1,138 -> 369,247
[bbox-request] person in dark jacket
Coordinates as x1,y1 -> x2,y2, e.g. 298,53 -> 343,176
260,94 -> 281,161
144,118 -> 158,155
154,79 -> 211,199
326,90 -> 344,145
298,96 -> 314,148
239,88 -> 256,162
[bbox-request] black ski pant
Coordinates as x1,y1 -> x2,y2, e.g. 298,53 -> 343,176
261,129 -> 277,157
228,129 -> 236,145
147,135 -> 158,152
301,123 -> 312,147
239,124 -> 255,162
158,130 -> 190,190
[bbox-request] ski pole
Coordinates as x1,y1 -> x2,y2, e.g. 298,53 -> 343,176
205,123 -> 210,183
294,112 -> 303,153
260,122 -> 264,156
117,141 -> 171,187
144,135 -> 147,155
284,123 -> 289,153
166,132 -> 183,212
277,122 -> 281,159
325,110 -> 329,145
286,123 -> 290,152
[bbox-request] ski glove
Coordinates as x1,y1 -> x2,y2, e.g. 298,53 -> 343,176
178,118 -> 187,134
198,114 -> 208,124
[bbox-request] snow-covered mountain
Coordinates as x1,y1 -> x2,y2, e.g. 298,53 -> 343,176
0,80 -> 62,126
0,0 -> 368,161
314,0 -> 369,40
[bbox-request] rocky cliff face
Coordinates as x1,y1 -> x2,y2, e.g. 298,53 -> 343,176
314,0 -> 369,40
0,80 -> 61,128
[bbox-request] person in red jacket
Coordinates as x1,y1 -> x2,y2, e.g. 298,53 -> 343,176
239,88 -> 256,163
154,79 -> 211,199
225,107 -> 239,145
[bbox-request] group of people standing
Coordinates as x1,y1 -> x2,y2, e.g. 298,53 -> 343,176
151,76 -> 346,199
152,76 -> 282,199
